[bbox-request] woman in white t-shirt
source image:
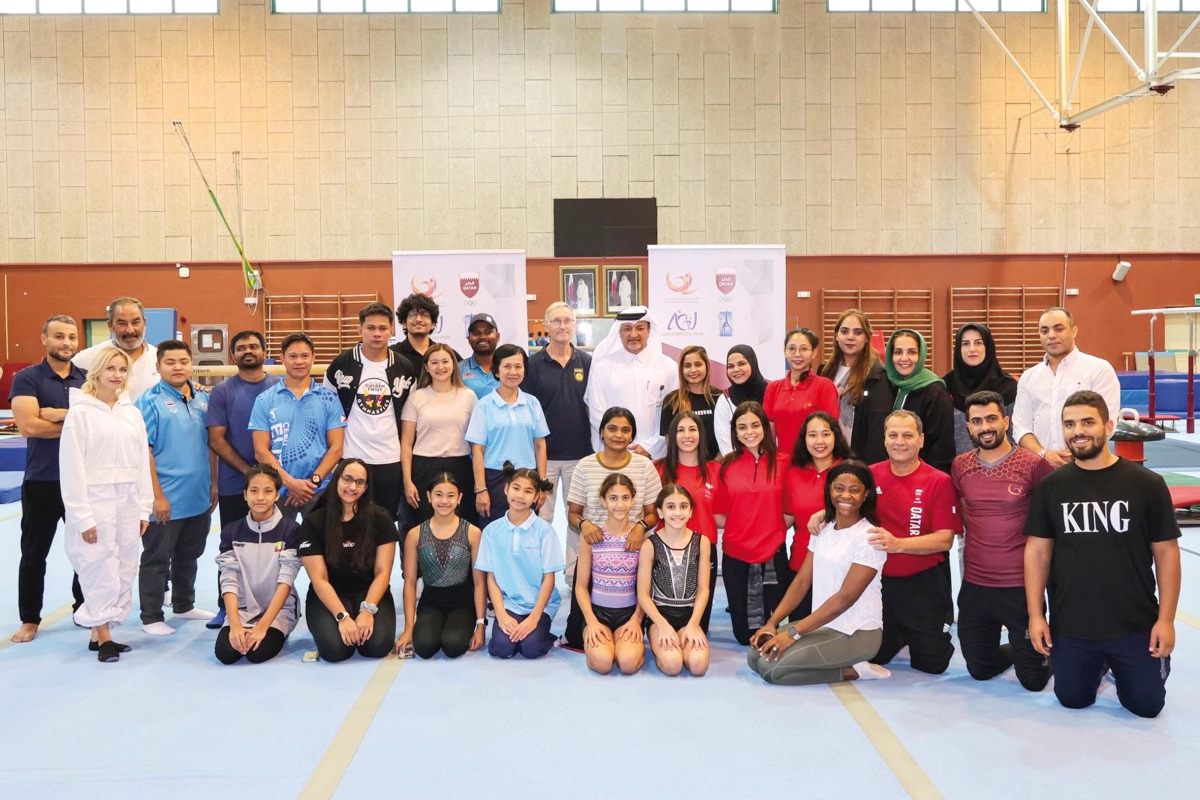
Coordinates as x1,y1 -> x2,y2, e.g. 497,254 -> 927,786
401,343 -> 478,526
747,460 -> 891,685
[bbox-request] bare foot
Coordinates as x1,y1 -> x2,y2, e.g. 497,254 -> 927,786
10,623 -> 38,643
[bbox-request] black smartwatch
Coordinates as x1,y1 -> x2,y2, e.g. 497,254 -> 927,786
335,611 -> 350,622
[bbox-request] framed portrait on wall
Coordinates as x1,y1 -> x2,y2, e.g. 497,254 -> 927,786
560,266 -> 599,317
603,267 -> 642,316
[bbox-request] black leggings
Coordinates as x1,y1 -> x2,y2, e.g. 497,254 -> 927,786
721,545 -> 793,646
412,604 -> 475,659
306,587 -> 397,662
214,626 -> 287,665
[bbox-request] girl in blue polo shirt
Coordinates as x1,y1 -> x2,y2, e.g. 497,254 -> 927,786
474,464 -> 564,659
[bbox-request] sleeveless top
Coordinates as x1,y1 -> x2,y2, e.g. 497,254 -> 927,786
589,526 -> 640,609
417,517 -> 474,609
649,532 -> 701,609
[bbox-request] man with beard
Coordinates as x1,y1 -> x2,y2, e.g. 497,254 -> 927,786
1025,391 -> 1181,718
206,330 -> 280,628
393,292 -> 460,368
459,313 -> 501,399
7,315 -> 88,643
73,296 -> 159,401
951,390 -> 1053,690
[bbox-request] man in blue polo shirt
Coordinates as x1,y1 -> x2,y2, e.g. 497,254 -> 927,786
7,314 -> 88,644
137,340 -> 217,636
250,333 -> 345,521
459,313 -> 501,399
522,301 -> 592,523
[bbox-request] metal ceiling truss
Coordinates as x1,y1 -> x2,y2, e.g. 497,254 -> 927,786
964,0 -> 1200,129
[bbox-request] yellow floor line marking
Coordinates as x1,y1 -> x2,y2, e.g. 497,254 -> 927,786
299,656 -> 405,800
0,510 -> 22,523
0,601 -> 74,653
832,682 -> 944,800
1178,611 -> 1200,631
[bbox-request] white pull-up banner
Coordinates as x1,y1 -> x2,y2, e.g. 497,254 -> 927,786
392,250 -> 528,348
647,245 -> 788,382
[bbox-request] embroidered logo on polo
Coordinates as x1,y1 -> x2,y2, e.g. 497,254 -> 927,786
356,378 -> 391,416
573,368 -> 584,382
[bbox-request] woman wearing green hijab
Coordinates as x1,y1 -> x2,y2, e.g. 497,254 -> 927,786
884,329 -> 955,474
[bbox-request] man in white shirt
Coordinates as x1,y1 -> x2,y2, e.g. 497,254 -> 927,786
72,296 -> 159,401
1012,307 -> 1121,468
584,306 -> 678,460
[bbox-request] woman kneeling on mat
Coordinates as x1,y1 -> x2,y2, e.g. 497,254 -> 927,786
475,463 -> 564,659
576,473 -> 644,675
638,484 -> 711,677
749,460 -> 891,685
394,473 -> 486,659
299,458 -> 398,662
214,465 -> 302,665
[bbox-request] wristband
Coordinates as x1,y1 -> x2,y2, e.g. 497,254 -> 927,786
475,618 -> 487,627
1037,448 -> 1047,459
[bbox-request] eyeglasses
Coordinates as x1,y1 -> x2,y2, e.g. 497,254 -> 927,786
407,309 -> 432,319
785,345 -> 812,355
546,317 -> 574,327
340,474 -> 367,488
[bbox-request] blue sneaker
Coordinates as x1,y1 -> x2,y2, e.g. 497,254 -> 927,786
206,608 -> 226,630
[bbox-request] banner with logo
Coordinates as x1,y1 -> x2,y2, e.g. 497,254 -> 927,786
648,245 -> 787,382
391,250 -> 528,349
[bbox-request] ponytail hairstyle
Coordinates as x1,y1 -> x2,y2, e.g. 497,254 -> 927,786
655,482 -> 695,511
244,463 -> 283,491
501,461 -> 552,493
599,472 -> 636,501
425,471 -> 461,495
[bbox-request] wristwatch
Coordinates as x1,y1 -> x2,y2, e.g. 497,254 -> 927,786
360,601 -> 379,615
335,611 -> 350,622
786,624 -> 802,641
310,473 -> 322,486
475,617 -> 487,628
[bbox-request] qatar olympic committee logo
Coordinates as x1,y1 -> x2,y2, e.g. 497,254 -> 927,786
459,272 -> 480,298
665,270 -> 697,295
715,268 -> 737,295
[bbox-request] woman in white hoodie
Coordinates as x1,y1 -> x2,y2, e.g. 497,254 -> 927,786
60,347 -> 154,663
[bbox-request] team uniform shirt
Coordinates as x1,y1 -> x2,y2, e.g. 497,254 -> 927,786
459,355 -> 500,399
809,517 -> 887,635
568,452 -> 662,528
713,451 -> 790,563
1011,348 -> 1122,452
324,356 -> 399,465
136,380 -> 212,519
522,345 -> 593,461
215,509 -> 302,633
782,460 -> 842,569
762,373 -> 840,457
206,373 -> 280,496
8,358 -> 87,481
248,379 -> 346,494
474,512 -> 565,618
1026,458 -> 1181,640
871,460 -> 963,578
401,386 -> 476,457
297,505 -> 399,594
951,446 -> 1052,588
465,389 -> 550,471
72,340 -> 159,402
655,460 -> 720,545
586,349 -> 678,459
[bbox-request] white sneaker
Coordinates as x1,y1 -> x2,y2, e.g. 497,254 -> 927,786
174,608 -> 216,621
852,662 -> 891,681
142,622 -> 176,636
162,589 -> 172,607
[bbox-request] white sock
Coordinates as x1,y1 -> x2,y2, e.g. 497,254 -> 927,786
174,608 -> 216,621
852,662 -> 891,681
142,621 -> 176,636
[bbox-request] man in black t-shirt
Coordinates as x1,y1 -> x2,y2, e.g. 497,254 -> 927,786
1025,390 -> 1181,718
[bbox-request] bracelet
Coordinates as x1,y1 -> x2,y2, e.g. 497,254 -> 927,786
1037,448 -> 1047,459
475,488 -> 488,495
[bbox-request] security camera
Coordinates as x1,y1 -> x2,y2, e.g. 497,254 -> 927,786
177,263 -> 190,279
1112,260 -> 1132,281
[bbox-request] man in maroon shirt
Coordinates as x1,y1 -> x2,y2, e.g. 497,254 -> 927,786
867,410 -> 963,674
952,391 -> 1053,690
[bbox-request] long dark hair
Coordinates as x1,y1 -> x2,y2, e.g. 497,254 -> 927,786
312,458 -> 385,575
817,309 -> 880,405
822,460 -> 878,527
666,345 -> 719,415
658,410 -> 711,486
720,401 -> 778,482
790,410 -> 854,469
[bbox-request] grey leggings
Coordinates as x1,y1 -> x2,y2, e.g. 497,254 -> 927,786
748,627 -> 882,686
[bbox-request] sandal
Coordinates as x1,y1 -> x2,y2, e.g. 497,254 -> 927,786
97,641 -> 121,663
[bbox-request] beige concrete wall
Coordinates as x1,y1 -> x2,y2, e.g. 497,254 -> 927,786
0,0 -> 1195,262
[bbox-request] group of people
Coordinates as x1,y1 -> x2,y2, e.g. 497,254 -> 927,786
6,294 -> 1181,718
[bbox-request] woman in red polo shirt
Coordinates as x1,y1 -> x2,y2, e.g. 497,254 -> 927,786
713,401 -> 793,646
763,328 -> 839,458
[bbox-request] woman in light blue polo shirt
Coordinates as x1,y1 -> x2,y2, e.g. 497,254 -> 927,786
466,344 -> 549,527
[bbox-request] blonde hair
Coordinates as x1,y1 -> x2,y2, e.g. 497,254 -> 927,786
81,347 -> 131,398
543,301 -> 575,325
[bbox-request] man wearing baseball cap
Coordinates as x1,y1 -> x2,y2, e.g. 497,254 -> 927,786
460,313 -> 501,399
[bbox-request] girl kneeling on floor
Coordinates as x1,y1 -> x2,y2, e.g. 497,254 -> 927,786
474,463 -> 564,659
638,484 -> 711,677
576,473 -> 645,675
214,465 -> 302,665
749,460 -> 890,685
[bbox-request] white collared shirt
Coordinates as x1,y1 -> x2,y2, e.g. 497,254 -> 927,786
585,348 -> 679,459
1011,348 -> 1121,451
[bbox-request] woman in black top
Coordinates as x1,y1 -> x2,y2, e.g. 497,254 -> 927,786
817,309 -> 893,465
659,344 -> 721,457
299,458 -> 398,662
942,322 -> 1018,454
885,328 -> 955,474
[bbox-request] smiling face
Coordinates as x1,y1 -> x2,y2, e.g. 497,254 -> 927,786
836,315 -> 867,360
426,350 -> 456,385
681,351 -> 708,391
405,307 -> 433,337
1039,310 -> 1077,359
244,474 -> 279,520
468,322 -> 499,358
725,352 -> 751,385
43,320 -> 79,363
960,328 -> 987,368
427,480 -> 461,518
1062,404 -> 1112,462
966,401 -> 1009,451
884,414 -> 923,468
619,320 -> 650,355
829,473 -> 867,522
602,484 -> 634,523
891,333 -> 921,379
496,352 -> 525,389
657,491 -> 693,530
805,417 -> 836,462
601,415 -> 634,453
735,410 -> 766,452
282,341 -> 314,381
108,303 -> 146,352
546,308 -> 575,345
674,416 -> 701,456
785,333 -> 814,375
231,335 -> 265,371
98,354 -> 129,396
505,475 -> 539,513
337,462 -> 369,508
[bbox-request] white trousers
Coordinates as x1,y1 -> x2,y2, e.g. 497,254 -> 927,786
64,483 -> 142,628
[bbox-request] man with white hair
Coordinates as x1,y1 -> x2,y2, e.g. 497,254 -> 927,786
73,296 -> 159,401
584,306 -> 678,460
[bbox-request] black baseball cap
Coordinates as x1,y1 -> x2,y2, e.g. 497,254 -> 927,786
468,313 -> 499,333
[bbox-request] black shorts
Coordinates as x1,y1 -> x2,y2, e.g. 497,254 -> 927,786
648,605 -> 694,632
592,604 -> 637,630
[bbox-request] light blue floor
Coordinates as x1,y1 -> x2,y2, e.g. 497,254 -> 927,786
1,502 -> 1199,799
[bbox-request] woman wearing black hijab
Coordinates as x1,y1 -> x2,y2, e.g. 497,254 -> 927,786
942,323 -> 1018,454
713,344 -> 769,456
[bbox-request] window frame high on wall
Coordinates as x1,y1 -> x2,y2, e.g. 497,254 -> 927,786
552,0 -> 777,13
0,0 -> 219,13
271,0 -> 501,12
825,0 -> 1044,11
